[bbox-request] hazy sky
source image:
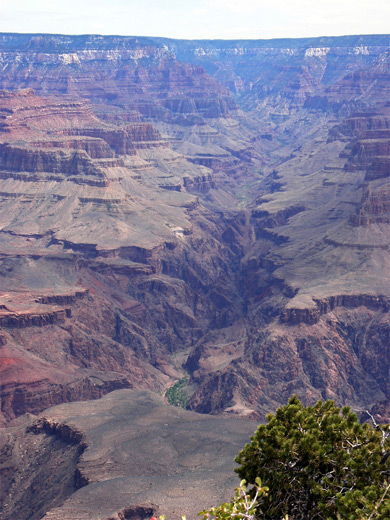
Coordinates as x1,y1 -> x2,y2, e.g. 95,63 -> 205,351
0,0 -> 389,40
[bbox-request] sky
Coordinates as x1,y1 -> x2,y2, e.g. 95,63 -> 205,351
0,0 -> 389,40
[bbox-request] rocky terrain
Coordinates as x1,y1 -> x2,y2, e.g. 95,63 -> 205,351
0,30 -> 388,496
0,86 -> 244,426
0,30 -> 389,520
0,33 -> 389,424
0,389 -> 257,520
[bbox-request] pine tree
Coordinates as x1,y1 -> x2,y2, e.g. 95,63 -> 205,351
235,396 -> 390,519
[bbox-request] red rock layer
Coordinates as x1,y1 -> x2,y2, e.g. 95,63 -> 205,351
0,48 -> 234,122
345,139 -> 390,171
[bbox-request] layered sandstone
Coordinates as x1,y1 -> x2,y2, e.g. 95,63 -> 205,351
351,185 -> 390,226
0,88 -> 231,424
281,294 -> 390,325
178,90 -> 387,419
0,36 -> 269,191
345,139 -> 390,171
1,34 -> 390,430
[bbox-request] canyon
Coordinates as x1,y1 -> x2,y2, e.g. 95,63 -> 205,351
0,32 -> 389,519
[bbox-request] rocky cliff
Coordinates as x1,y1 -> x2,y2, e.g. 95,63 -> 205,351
0,87 -> 230,423
0,33 -> 390,429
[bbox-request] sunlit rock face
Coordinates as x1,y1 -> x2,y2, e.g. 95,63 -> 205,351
0,33 -> 389,430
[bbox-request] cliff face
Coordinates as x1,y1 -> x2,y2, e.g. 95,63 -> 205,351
0,87 -> 240,424
13,37 -> 262,189
0,33 -> 390,428
0,37 -> 233,123
0,35 -> 387,112
191,48 -> 390,419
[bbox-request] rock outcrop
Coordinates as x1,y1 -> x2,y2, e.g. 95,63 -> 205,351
0,87 -> 228,423
345,139 -> 390,171
351,185 -> 390,226
0,143 -> 106,176
281,294 -> 390,325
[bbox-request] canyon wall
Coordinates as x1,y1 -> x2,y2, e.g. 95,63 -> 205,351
0,33 -> 389,427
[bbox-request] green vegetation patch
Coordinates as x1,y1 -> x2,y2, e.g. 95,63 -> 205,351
165,378 -> 189,409
235,396 -> 390,519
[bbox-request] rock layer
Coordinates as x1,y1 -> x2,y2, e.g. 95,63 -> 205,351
0,34 -> 390,427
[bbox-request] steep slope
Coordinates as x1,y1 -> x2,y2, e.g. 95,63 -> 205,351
0,33 -> 389,426
0,88 -> 245,424
186,55 -> 390,419
161,35 -> 389,112
0,33 -> 268,199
